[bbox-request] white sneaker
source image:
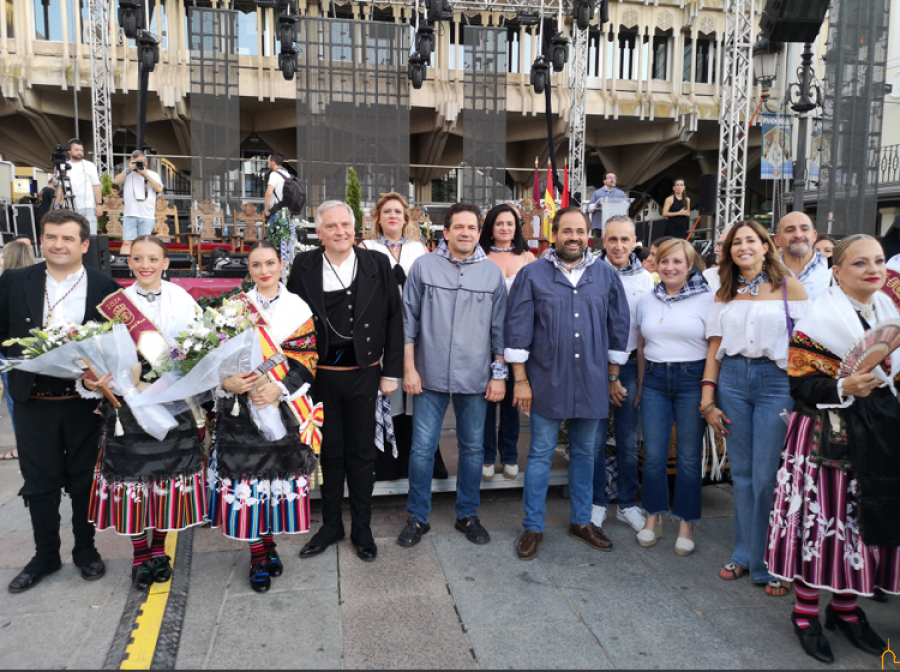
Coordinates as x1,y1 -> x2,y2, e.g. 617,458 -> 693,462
482,464 -> 495,481
617,506 -> 647,532
502,463 -> 519,479
590,505 -> 608,528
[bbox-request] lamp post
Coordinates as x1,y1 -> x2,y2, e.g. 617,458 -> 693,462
788,43 -> 821,212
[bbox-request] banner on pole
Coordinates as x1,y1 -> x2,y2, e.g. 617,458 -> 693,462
761,114 -> 793,180
809,120 -> 822,184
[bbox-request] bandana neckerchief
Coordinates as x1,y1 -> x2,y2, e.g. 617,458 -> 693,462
545,246 -> 597,273
601,250 -> 645,276
374,235 -> 408,249
490,245 -> 515,253
653,271 -> 710,304
736,270 -> 770,296
434,238 -> 487,265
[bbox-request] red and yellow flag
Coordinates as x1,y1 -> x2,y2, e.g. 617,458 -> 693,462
542,162 -> 557,243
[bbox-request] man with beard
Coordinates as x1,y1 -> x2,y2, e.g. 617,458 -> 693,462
774,212 -> 830,302
702,226 -> 731,292
505,206 -> 630,560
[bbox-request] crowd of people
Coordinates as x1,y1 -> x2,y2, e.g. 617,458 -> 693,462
0,198 -> 897,664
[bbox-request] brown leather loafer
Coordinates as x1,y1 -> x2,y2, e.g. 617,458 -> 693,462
515,530 -> 543,561
568,523 -> 613,552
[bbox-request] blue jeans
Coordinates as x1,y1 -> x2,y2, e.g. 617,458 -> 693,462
523,412 -> 598,532
640,360 -> 705,522
1,371 -> 13,432
407,389 -> 487,524
122,216 -> 155,240
77,207 -> 98,235
483,376 -> 519,465
717,355 -> 792,584
593,359 -> 639,508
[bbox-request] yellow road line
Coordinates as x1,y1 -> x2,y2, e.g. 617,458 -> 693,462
120,531 -> 178,670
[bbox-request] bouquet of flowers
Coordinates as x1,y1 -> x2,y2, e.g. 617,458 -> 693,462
147,296 -> 263,380
3,320 -> 115,363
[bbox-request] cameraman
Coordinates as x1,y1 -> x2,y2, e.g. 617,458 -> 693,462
113,150 -> 163,255
54,139 -> 103,234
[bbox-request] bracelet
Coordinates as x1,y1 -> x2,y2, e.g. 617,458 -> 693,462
701,381 -> 718,389
699,402 -> 716,416
515,379 -> 529,385
701,378 -> 718,385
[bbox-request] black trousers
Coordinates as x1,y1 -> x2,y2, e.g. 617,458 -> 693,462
313,365 -> 380,547
15,397 -> 104,569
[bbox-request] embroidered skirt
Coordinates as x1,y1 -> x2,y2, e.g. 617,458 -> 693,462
765,411 -> 900,595
88,407 -> 208,535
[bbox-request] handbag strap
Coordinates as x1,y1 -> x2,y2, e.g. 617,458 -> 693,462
782,281 -> 794,337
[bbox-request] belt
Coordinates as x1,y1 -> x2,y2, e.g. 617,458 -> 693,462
317,362 -> 379,372
30,394 -> 80,401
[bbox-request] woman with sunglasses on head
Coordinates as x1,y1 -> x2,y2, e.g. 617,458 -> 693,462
478,204 -> 534,481
210,241 -> 319,593
85,235 -> 206,591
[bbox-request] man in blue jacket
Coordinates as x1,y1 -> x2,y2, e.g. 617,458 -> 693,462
505,206 -> 630,561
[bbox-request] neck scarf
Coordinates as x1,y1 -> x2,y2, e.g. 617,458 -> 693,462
374,392 -> 398,458
736,270 -> 769,296
601,250 -> 645,277
374,235 -> 408,249
653,271 -> 709,304
434,238 -> 487,265
135,286 -> 163,303
545,246 -> 597,273
490,245 -> 515,253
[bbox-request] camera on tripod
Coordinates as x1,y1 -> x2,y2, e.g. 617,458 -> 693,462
51,144 -> 71,174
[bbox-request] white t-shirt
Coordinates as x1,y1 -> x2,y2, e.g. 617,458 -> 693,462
610,267 -> 655,354
702,266 -> 721,292
267,169 -> 287,206
66,160 -> 101,209
123,169 -> 161,219
638,290 -> 715,363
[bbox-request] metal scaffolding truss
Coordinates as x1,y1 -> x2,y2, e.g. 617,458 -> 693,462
86,0 -> 113,177
330,0 -> 571,13
568,23 -> 588,205
715,0 -> 754,236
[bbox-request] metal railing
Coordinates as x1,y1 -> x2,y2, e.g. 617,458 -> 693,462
879,144 -> 900,184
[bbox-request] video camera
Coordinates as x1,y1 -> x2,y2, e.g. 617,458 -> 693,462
51,144 -> 71,174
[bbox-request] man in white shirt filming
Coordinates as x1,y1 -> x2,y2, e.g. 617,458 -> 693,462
114,150 -> 164,255
263,151 -> 288,226
54,139 -> 103,235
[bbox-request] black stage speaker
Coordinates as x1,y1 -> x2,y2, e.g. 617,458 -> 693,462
84,235 -> 111,276
635,219 -> 668,248
698,174 -> 718,217
759,0 -> 829,43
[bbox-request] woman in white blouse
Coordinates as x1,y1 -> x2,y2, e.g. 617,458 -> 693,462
635,239 -> 714,555
701,220 -> 809,595
361,193 -> 446,480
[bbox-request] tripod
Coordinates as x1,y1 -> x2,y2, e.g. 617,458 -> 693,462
54,168 -> 76,211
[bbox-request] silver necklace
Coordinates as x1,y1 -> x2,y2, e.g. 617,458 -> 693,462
323,254 -> 356,340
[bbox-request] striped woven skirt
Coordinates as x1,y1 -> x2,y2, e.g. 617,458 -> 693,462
765,411 -> 900,596
89,466 -> 208,535
206,444 -> 311,541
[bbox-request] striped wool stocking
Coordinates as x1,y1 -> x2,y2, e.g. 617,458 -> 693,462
131,532 -> 151,567
830,594 -> 859,623
150,530 -> 168,557
262,534 -> 275,552
793,581 -> 820,629
249,539 -> 268,566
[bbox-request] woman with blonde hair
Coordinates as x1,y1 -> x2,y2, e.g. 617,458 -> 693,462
701,220 -> 810,595
361,192 -> 446,480
635,239 -> 714,554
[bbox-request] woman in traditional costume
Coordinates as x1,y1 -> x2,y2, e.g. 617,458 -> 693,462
84,235 -> 206,590
209,241 -> 318,593
766,235 -> 900,663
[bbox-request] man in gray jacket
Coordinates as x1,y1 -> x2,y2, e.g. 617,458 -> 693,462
398,203 -> 507,548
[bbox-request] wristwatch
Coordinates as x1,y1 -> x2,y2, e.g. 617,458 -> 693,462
608,374 -> 620,383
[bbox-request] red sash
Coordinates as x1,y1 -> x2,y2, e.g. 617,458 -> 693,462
97,289 -> 169,364
883,270 -> 900,313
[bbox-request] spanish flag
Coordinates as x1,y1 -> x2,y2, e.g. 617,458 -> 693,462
542,162 -> 557,243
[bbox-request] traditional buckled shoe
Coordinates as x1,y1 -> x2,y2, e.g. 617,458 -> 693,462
792,613 -> 834,663
7,561 -> 63,594
267,549 -> 283,577
132,561 -> 155,591
824,604 -> 887,656
249,562 -> 271,593
152,555 -> 173,583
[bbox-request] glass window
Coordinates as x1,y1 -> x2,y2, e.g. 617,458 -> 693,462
682,36 -> 692,82
5,0 -> 14,39
652,35 -> 668,81
431,169 -> 458,203
148,0 -> 168,50
617,32 -> 636,79
236,6 -> 258,56
695,37 -> 716,84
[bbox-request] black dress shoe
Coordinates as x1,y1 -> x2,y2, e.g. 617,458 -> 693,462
792,613 -> 834,663
824,603 -> 887,655
397,517 -> 430,547
132,561 -> 155,591
299,533 -> 344,558
267,549 -> 283,577
7,562 -> 62,594
152,555 -> 172,583
80,558 -> 106,581
353,542 -> 378,562
249,562 -> 271,593
869,587 -> 888,603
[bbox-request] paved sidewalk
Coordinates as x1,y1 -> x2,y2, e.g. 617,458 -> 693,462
0,408 -> 897,669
